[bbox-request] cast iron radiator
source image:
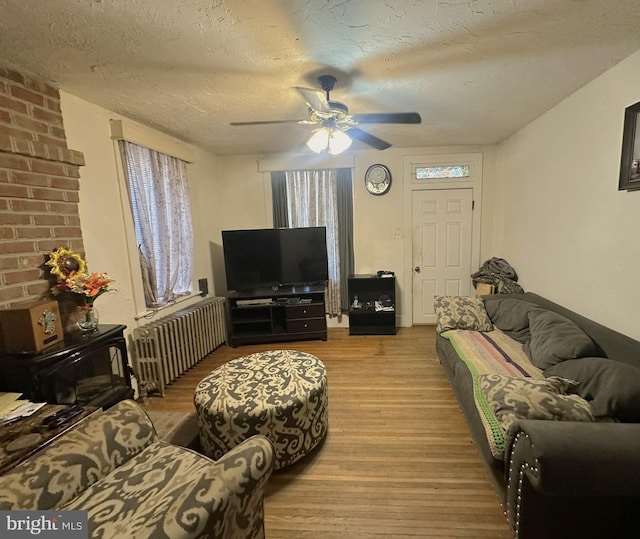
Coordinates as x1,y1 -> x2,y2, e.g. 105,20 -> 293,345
132,297 -> 227,396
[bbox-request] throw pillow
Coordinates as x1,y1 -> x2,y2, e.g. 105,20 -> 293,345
478,374 -> 594,433
434,295 -> 493,334
523,307 -> 597,369
483,297 -> 536,343
544,358 -> 640,422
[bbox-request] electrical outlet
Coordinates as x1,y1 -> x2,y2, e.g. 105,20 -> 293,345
393,229 -> 402,239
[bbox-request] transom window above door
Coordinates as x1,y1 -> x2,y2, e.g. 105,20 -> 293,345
416,165 -> 470,179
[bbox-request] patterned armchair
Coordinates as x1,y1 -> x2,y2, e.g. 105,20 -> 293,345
0,399 -> 274,539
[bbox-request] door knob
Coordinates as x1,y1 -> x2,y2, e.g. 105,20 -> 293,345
414,266 -> 421,273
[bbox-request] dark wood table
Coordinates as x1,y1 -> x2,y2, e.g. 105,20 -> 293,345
0,404 -> 100,475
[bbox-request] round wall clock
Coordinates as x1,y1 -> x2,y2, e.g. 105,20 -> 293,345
365,164 -> 392,195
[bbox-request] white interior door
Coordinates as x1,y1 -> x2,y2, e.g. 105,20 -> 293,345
412,188 -> 473,324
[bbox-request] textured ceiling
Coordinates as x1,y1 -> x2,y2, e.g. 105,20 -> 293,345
2,0 -> 640,156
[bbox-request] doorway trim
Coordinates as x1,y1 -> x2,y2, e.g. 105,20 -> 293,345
402,152 -> 483,325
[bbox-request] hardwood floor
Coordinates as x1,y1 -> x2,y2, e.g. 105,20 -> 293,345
143,326 -> 513,538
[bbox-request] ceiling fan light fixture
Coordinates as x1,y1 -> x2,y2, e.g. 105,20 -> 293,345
306,128 -> 330,153
328,128 -> 352,155
234,75 -> 420,152
307,127 -> 352,155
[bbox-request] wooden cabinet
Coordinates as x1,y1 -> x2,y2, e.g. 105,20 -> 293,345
227,285 -> 327,347
348,274 -> 396,335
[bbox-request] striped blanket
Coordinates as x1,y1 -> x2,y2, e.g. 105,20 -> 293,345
441,328 -> 543,458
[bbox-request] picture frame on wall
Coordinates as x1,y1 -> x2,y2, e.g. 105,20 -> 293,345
619,100 -> 640,191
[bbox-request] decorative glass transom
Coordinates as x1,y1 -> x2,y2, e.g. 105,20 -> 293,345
416,165 -> 470,179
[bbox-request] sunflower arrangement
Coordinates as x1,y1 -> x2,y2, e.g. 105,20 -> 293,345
47,247 -> 114,304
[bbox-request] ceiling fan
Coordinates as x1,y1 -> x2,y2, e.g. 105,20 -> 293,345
230,75 -> 422,153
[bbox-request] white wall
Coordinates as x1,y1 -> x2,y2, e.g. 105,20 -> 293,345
494,49 -> 640,340
60,92 -> 220,336
214,144 -> 498,327
202,156 -> 276,296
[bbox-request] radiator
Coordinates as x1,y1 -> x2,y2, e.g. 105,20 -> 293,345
133,297 -> 227,396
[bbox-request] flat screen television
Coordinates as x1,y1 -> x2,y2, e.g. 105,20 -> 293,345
222,226 -> 329,292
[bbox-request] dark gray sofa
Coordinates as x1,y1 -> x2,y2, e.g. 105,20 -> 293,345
436,292 -> 640,539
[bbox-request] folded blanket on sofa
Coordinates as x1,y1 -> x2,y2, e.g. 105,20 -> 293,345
441,329 -> 543,458
442,328 -> 598,460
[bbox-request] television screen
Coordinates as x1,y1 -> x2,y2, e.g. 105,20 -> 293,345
279,227 -> 329,286
222,229 -> 281,292
222,227 -> 329,292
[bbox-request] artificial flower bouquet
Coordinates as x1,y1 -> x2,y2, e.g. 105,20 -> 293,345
46,247 -> 114,305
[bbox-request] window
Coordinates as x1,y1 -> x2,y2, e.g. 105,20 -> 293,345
416,165 -> 470,179
271,168 -> 354,315
119,141 -> 194,307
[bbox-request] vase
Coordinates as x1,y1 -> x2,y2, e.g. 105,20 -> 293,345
76,304 -> 99,333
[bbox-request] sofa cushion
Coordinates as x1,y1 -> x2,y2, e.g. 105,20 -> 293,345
544,358 -> 640,422
478,374 -> 595,434
434,295 -> 493,333
523,307 -> 597,369
483,297 -> 535,343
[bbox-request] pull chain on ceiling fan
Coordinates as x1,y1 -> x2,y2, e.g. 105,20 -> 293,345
231,75 -> 422,154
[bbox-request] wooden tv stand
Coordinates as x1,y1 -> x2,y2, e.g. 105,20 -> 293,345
227,284 -> 327,347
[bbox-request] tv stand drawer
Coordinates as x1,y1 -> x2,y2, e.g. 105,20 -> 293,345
286,317 -> 326,333
285,303 -> 325,319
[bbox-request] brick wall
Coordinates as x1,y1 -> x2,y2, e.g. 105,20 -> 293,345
0,66 -> 85,309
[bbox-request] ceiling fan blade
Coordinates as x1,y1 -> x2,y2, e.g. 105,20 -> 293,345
351,112 -> 422,124
230,119 -> 306,126
295,87 -> 332,113
348,127 -> 391,150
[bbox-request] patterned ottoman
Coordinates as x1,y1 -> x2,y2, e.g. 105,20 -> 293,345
194,349 -> 328,469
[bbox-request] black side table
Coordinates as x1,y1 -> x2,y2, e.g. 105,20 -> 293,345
348,275 -> 397,335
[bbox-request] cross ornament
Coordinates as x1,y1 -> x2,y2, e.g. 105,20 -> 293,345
38,309 -> 57,334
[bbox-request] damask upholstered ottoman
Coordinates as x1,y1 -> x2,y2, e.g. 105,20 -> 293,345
194,349 -> 328,469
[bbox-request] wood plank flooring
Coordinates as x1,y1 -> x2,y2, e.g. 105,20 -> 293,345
143,326 -> 513,538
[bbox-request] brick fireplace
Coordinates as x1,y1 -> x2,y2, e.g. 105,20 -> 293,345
0,66 -> 85,314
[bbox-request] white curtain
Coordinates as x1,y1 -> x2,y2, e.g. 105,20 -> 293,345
119,141 -> 194,307
285,169 -> 341,315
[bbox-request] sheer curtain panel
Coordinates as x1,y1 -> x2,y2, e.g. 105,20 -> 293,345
285,169 -> 342,315
119,141 -> 194,307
